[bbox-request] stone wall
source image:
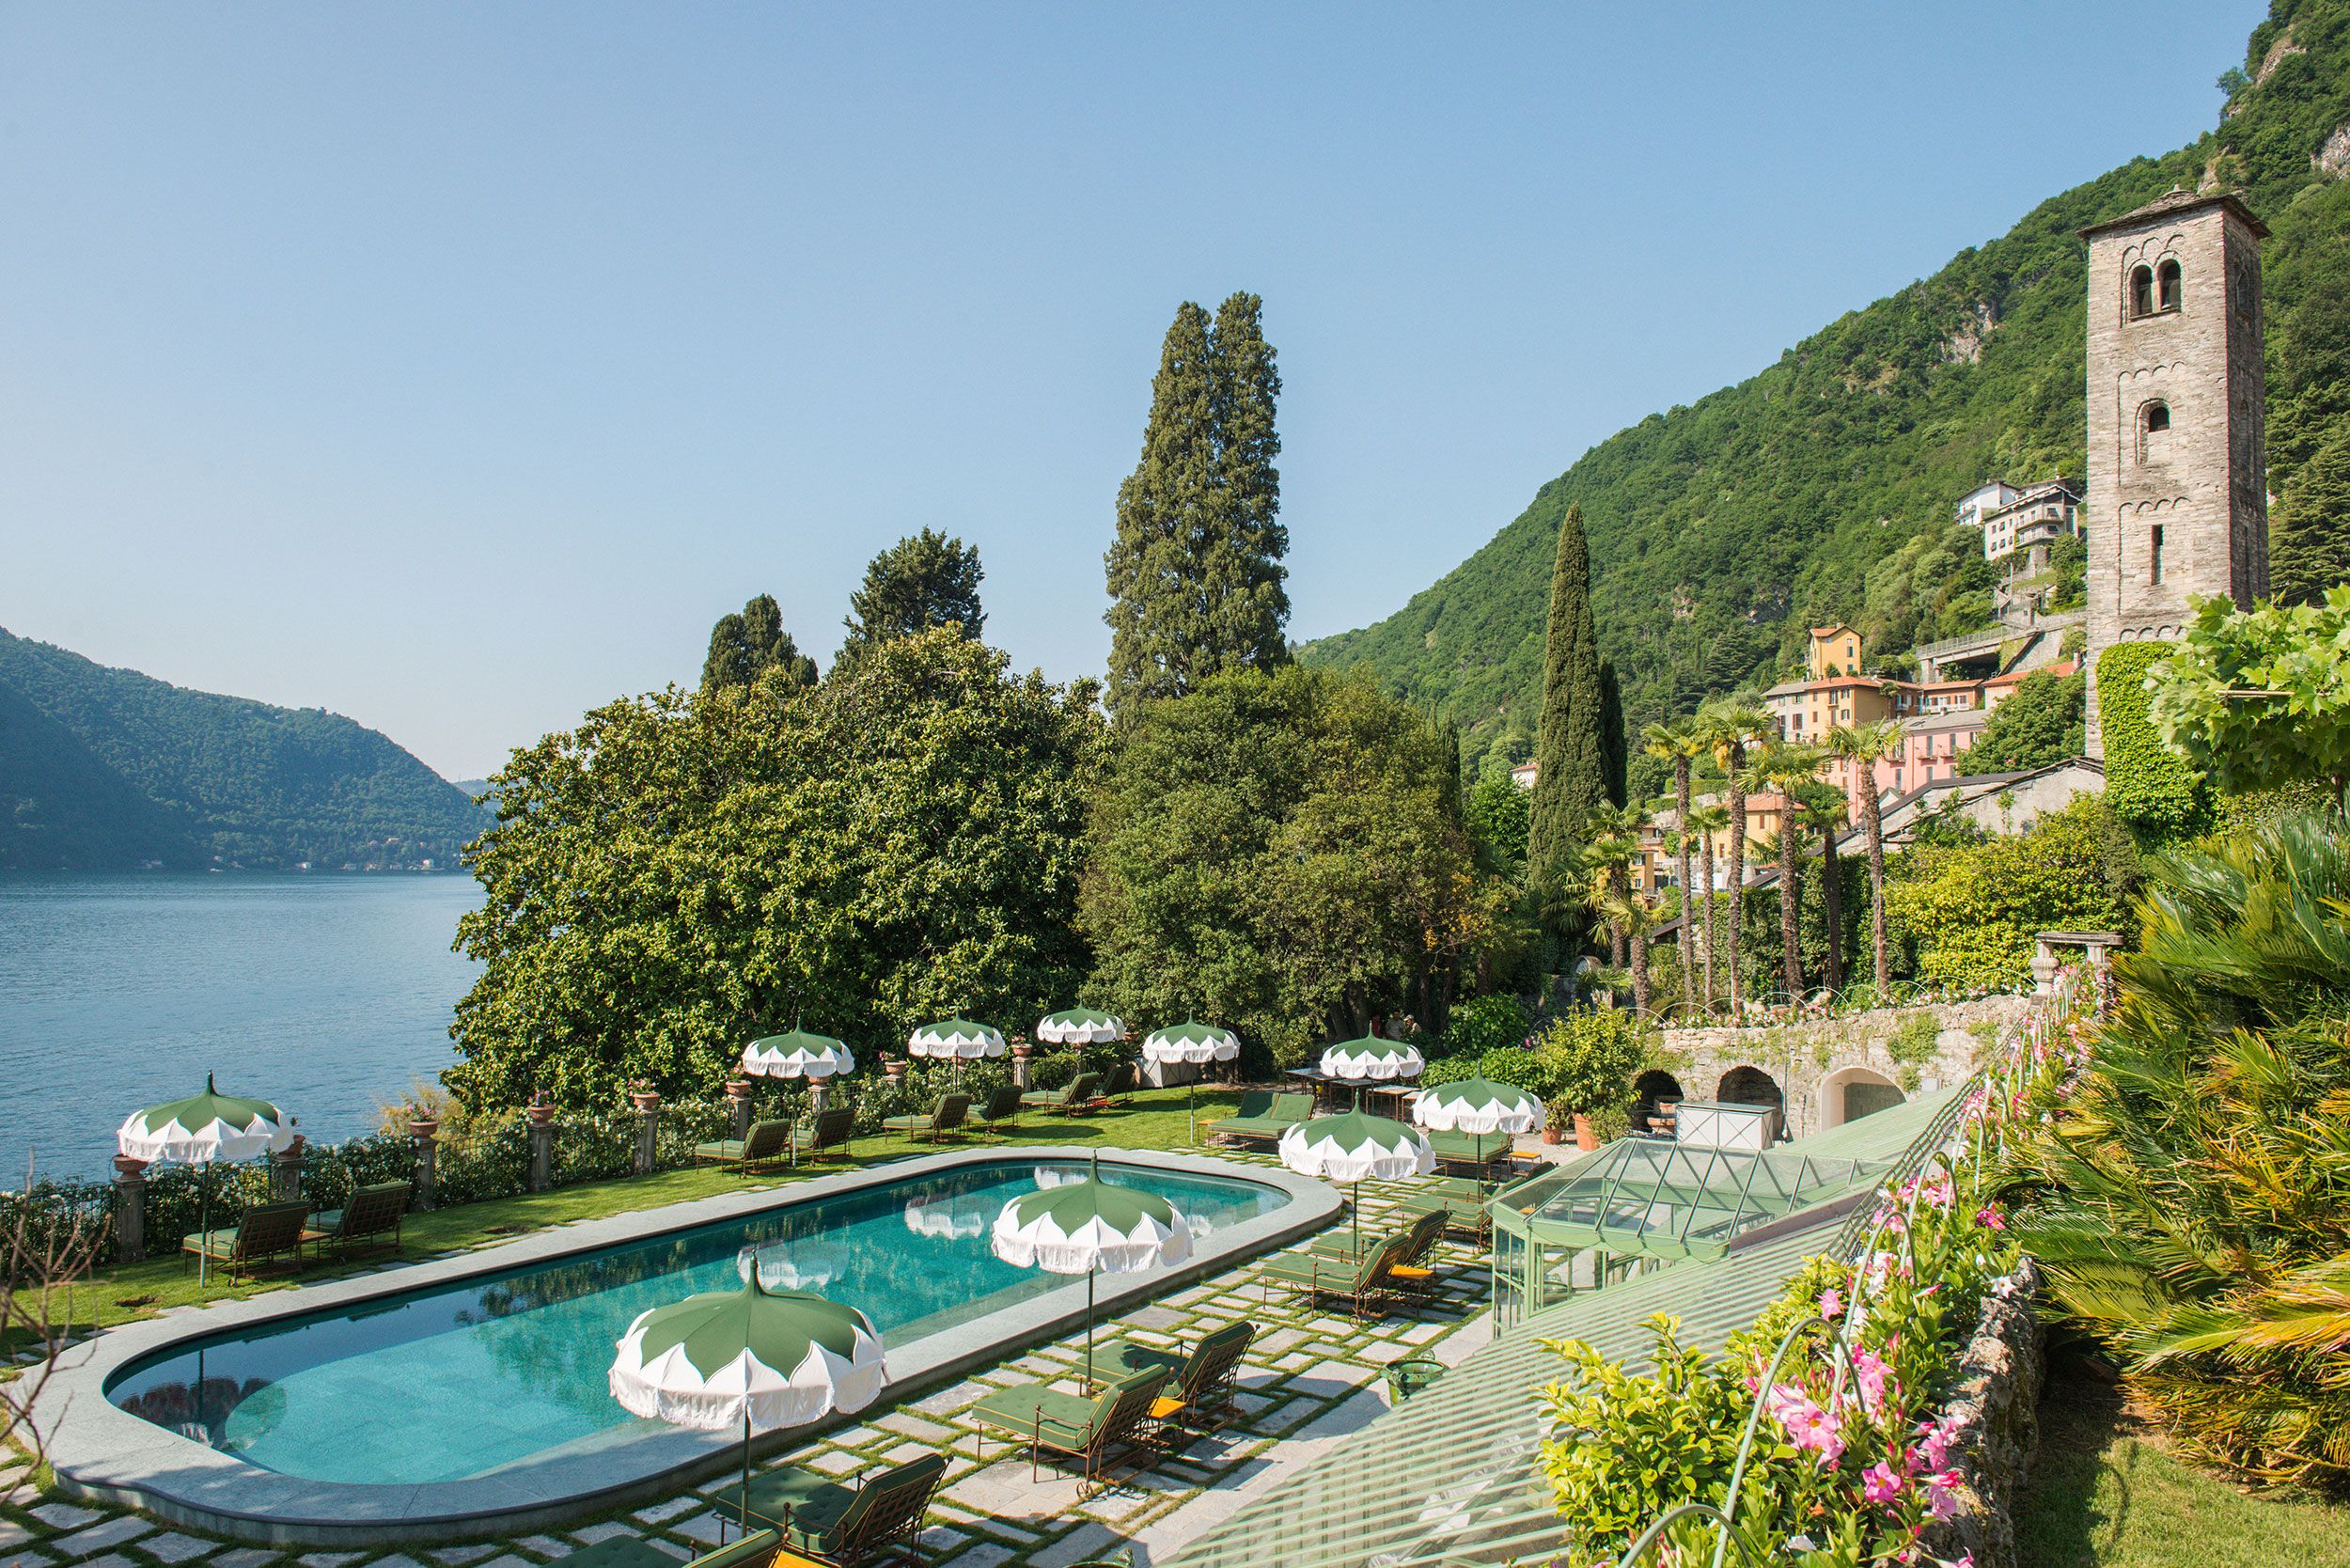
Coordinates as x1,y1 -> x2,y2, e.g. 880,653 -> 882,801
1653,995 -> 2032,1140
1919,1260 -> 2044,1568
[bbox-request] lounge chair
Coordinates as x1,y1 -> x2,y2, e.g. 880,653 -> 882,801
181,1200 -> 315,1281
1395,1169 -> 1540,1242
979,1084 -> 1025,1137
1427,1128 -> 1512,1176
968,1363 -> 1172,1495
1020,1073 -> 1102,1116
1308,1210 -> 1448,1301
1096,1320 -> 1256,1438
546,1528 -> 780,1568
1089,1061 -> 1136,1109
306,1181 -> 412,1262
883,1092 -> 971,1144
713,1451 -> 947,1568
1206,1090 -> 1316,1147
804,1107 -> 856,1162
695,1119 -> 795,1176
1259,1232 -> 1409,1318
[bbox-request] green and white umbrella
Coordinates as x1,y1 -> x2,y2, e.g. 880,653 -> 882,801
901,1190 -> 995,1240
742,1028 -> 855,1079
1142,1021 -> 1242,1141
1277,1109 -> 1434,1251
1410,1076 -> 1543,1136
992,1152 -> 1193,1388
118,1074 -> 295,1285
906,1019 -> 1006,1059
1036,1009 -> 1125,1045
734,1241 -> 841,1293
1319,1035 -> 1425,1082
610,1277 -> 886,1536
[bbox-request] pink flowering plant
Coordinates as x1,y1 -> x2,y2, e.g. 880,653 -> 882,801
1533,1035 -> 2059,1566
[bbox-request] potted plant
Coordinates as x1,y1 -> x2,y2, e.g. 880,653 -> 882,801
1539,1010 -> 1650,1154
1543,1098 -> 1574,1147
627,1078 -> 661,1112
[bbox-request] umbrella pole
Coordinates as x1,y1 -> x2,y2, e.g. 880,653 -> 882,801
1187,1079 -> 1196,1147
738,1408 -> 752,1543
1352,1179 -> 1361,1253
1086,1262 -> 1096,1391
197,1163 -> 211,1288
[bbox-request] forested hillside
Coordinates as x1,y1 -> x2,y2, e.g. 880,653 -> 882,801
1303,1 -> 2350,793
0,628 -> 485,871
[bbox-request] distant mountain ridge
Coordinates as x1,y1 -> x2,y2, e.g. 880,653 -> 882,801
1301,1 -> 2350,791
0,627 -> 486,871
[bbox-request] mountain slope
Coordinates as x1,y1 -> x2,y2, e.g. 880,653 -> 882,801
0,628 -> 485,871
1302,1 -> 2350,792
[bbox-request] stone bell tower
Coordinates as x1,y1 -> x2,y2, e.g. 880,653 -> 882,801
2080,188 -> 2269,756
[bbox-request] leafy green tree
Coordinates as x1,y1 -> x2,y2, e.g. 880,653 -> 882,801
1956,668 -> 2084,773
839,529 -> 986,659
701,593 -> 818,693
1082,666 -> 1496,1064
1464,775 -> 1531,879
1684,801 -> 1729,1007
449,629 -> 1101,1109
2269,422 -> 2350,608
1528,505 -> 1610,913
1792,781 -> 1848,992
2149,588 -> 2350,799
2101,640 -> 2209,840
1824,720 -> 1903,996
1886,793 -> 2137,989
1742,742 -> 1824,999
1104,294 -> 1290,715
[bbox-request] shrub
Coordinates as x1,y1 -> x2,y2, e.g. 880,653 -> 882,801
1439,994 -> 1531,1058
1887,794 -> 2136,990
1538,1009 -> 1652,1114
1477,1045 -> 1554,1099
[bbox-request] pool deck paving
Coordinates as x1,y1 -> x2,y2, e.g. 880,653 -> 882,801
4,1150 -> 1500,1568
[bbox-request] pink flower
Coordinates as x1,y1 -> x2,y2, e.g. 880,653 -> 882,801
1850,1347 -> 1892,1415
1768,1386 -> 1845,1466
1861,1460 -> 1903,1503
1819,1288 -> 1844,1320
1915,1415 -> 1961,1469
1925,1466 -> 1966,1520
1974,1206 -> 2006,1231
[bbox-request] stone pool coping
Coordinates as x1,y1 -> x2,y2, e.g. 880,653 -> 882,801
38,1144 -> 1340,1546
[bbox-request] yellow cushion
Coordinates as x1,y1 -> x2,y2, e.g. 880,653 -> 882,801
1390,1264 -> 1435,1281
1150,1395 -> 1186,1419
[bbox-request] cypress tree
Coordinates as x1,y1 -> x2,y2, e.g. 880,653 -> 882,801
1598,658 -> 1628,807
1527,505 -> 1610,902
840,529 -> 985,660
1104,294 -> 1289,716
702,593 -> 816,692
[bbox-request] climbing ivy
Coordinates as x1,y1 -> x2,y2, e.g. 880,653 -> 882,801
2097,641 -> 2207,843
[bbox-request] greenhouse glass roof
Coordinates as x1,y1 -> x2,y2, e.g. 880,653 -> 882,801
1490,1137 -> 1888,1262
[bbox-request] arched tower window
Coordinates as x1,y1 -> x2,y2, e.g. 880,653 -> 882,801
2129,264 -> 2155,319
2144,401 -> 2171,433
2156,258 -> 2182,311
2138,400 -> 2172,464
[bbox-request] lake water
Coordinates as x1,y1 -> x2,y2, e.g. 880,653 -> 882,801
0,874 -> 478,1184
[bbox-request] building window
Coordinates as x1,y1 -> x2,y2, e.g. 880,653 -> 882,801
2151,525 -> 2165,586
2138,400 -> 2171,463
2129,264 -> 2155,319
2157,259 -> 2182,311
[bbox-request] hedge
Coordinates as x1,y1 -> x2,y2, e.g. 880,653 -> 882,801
2098,640 -> 2206,841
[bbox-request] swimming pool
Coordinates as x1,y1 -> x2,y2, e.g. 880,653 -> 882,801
104,1158 -> 1287,1488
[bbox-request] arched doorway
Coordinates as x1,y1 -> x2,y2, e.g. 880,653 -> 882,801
1716,1065 -> 1783,1115
1816,1066 -> 1904,1131
1632,1069 -> 1684,1137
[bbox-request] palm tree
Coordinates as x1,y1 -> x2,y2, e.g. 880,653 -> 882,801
1577,802 -> 1649,970
1793,782 -> 1850,993
1742,741 -> 1825,1002
1692,700 -> 1774,1014
1824,721 -> 1904,998
1599,891 -> 1660,1016
1643,718 -> 1705,1014
1684,802 -> 1731,1008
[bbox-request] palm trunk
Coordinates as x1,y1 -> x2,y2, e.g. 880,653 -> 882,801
1862,782 -> 1889,996
1778,820 -> 1802,999
1608,867 -> 1628,968
1820,826 -> 1844,993
1674,761 -> 1695,1014
1699,837 -> 1717,1006
1629,924 -> 1651,1016
1726,751 -> 1747,1014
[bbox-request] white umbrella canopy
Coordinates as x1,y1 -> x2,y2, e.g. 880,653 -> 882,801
734,1241 -> 841,1293
992,1152 -> 1193,1386
1279,1109 -> 1434,1253
1140,1022 -> 1240,1064
1411,1076 -> 1543,1136
1037,1009 -> 1125,1045
119,1074 -> 297,1286
741,1028 -> 856,1079
901,1190 -> 995,1240
609,1277 -> 886,1535
906,1019 -> 1006,1059
1318,1036 -> 1425,1082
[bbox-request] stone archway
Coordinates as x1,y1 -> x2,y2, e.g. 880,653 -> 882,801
1815,1065 -> 1904,1131
1633,1069 -> 1684,1137
1716,1065 -> 1783,1114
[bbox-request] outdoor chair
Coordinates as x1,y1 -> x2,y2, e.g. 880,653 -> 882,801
1206,1090 -> 1316,1147
1089,1060 -> 1136,1109
804,1107 -> 856,1162
1020,1073 -> 1102,1116
714,1450 -> 947,1568
1097,1319 -> 1257,1439
979,1084 -> 1025,1137
883,1092 -> 971,1144
545,1528 -> 780,1568
968,1362 -> 1173,1496
695,1120 -> 795,1176
1259,1231 -> 1410,1318
306,1180 -> 412,1262
181,1200 -> 315,1281
1395,1169 -> 1537,1244
1310,1206 -> 1446,1271
1426,1128 -> 1512,1176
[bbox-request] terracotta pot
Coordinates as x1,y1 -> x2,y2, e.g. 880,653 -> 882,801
112,1153 -> 149,1179
629,1090 -> 661,1112
1540,1126 -> 1565,1146
724,1077 -> 754,1101
525,1103 -> 557,1127
1573,1113 -> 1600,1152
406,1118 -> 440,1141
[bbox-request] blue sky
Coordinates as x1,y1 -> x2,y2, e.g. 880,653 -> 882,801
1,3 -> 2259,779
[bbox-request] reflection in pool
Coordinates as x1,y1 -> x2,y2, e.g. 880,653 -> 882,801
107,1160 -> 1282,1486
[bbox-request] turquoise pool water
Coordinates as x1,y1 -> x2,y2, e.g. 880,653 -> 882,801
106,1160 -> 1283,1486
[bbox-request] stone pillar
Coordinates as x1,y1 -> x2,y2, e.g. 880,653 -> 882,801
725,1077 -> 755,1140
1011,1043 -> 1033,1090
2029,937 -> 2059,996
808,1075 -> 830,1117
526,1097 -> 556,1193
112,1155 -> 148,1265
883,1055 -> 907,1088
270,1135 -> 307,1204
408,1118 -> 440,1210
630,1090 -> 662,1176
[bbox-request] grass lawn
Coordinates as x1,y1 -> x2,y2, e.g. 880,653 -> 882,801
2015,1369 -> 2350,1568
8,1082 -> 1257,1349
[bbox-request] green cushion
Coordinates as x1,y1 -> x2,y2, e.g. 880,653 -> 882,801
694,1139 -> 746,1159
182,1229 -> 238,1255
688,1530 -> 786,1568
970,1382 -> 1104,1445
880,1116 -> 929,1132
714,1467 -> 854,1550
556,1537 -> 682,1568
1096,1339 -> 1182,1379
